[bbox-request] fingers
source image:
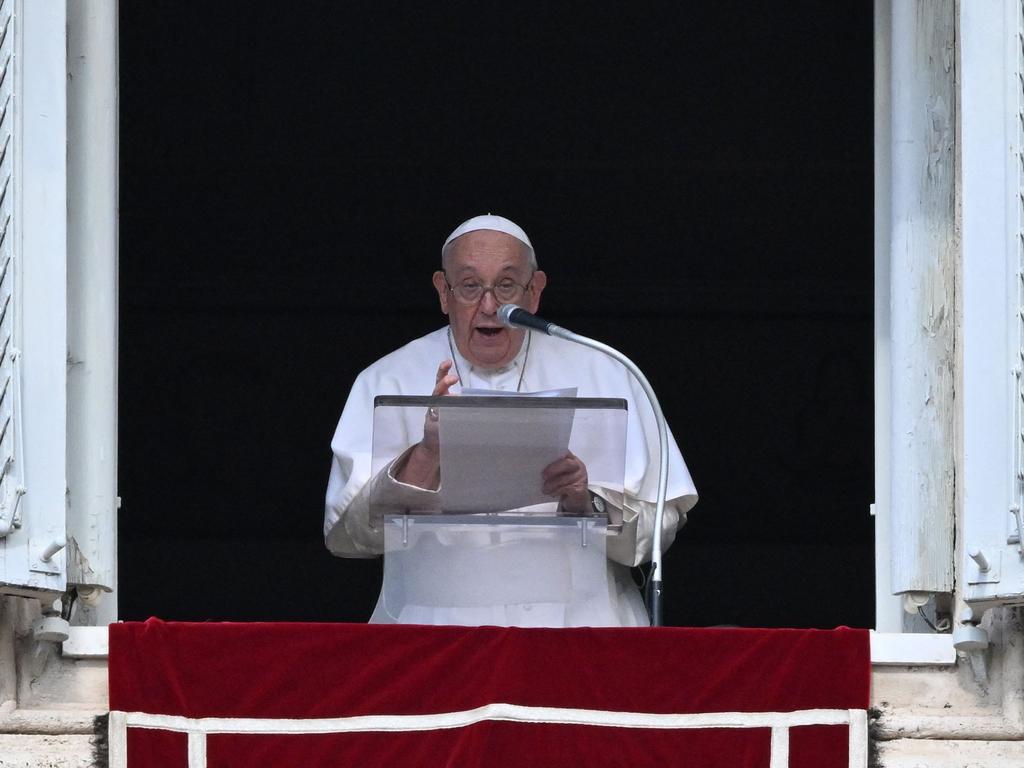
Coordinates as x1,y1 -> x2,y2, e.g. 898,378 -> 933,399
432,359 -> 459,397
542,452 -> 586,481
423,360 -> 458,450
542,453 -> 587,496
543,474 -> 586,497
542,461 -> 579,487
545,452 -> 591,515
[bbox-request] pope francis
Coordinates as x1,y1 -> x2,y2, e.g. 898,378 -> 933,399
324,214 -> 697,626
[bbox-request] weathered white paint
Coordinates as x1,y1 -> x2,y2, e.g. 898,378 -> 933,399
873,610 -> 1024,742
61,627 -> 108,660
873,0 -> 904,634
959,0 -> 1024,613
886,0 -> 957,597
0,0 -> 22,543
65,0 -> 118,619
0,0 -> 68,598
0,5 -> 110,766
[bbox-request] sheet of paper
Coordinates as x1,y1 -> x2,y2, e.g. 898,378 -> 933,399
460,387 -> 574,398
439,388 -> 576,512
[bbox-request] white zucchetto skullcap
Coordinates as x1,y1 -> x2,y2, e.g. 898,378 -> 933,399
442,214 -> 533,252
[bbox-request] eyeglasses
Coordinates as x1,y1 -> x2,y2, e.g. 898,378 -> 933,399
443,272 -> 535,305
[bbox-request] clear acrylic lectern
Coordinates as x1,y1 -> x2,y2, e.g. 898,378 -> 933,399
369,395 -> 627,626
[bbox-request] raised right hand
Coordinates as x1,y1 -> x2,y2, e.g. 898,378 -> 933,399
422,359 -> 459,453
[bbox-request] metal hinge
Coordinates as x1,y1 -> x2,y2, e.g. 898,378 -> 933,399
1010,505 -> 1024,558
0,481 -> 23,537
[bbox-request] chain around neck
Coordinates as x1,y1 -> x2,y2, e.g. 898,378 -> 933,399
447,327 -> 531,393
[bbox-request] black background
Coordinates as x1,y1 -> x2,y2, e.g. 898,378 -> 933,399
118,1 -> 874,628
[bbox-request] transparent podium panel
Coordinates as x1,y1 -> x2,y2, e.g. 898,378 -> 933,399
379,514 -> 617,626
369,396 -> 627,519
369,396 -> 629,626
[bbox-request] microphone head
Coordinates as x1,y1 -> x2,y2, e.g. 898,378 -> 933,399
498,303 -> 520,328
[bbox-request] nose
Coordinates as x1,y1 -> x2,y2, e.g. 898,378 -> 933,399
479,288 -> 500,313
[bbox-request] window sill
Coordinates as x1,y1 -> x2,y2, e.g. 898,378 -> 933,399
62,627 -> 960,665
869,630 -> 956,666
62,626 -> 108,659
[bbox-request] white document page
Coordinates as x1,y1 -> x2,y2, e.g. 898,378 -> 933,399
439,388 -> 576,512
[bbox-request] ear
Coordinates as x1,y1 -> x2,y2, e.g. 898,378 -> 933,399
432,271 -> 450,314
526,270 -> 547,313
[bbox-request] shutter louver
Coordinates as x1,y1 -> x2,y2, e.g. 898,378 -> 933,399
0,0 -> 21,539
1015,3 -> 1024,555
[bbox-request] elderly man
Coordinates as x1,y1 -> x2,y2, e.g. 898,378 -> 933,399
325,214 -> 697,626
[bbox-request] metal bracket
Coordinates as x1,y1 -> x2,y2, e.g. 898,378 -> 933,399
29,538 -> 65,575
966,547 -> 1002,585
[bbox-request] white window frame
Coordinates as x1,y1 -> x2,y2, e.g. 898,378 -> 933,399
873,0 -> 957,644
872,0 -> 1024,665
0,0 -> 118,624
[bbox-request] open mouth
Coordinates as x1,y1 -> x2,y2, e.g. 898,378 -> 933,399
476,327 -> 503,337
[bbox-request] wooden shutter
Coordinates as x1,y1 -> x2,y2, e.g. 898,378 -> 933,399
960,0 -> 1024,611
0,0 -> 67,598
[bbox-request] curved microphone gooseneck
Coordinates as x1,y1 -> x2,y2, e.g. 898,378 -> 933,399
498,304 -> 670,626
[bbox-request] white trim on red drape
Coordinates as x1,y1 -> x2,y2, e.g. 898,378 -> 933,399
108,704 -> 869,768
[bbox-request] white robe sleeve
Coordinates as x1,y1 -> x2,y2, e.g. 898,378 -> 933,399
324,368 -> 381,557
597,489 -> 689,567
597,370 -> 697,567
325,460 -> 380,557
325,452 -> 444,558
324,355 -> 444,558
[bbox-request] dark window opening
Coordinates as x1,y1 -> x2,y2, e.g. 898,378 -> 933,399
118,2 -> 874,628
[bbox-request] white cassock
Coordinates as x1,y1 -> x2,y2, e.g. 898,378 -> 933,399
324,326 -> 698,627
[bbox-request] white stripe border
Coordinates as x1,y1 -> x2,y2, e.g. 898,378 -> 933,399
109,705 -> 868,768
113,703 -> 866,735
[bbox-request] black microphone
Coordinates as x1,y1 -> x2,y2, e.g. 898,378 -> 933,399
498,304 -> 567,337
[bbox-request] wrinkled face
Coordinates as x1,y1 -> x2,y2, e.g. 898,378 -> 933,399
432,230 -> 547,370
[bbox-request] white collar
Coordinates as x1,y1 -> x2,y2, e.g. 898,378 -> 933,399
448,329 -> 531,381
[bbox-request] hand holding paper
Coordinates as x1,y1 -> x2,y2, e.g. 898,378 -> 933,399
541,451 -> 590,514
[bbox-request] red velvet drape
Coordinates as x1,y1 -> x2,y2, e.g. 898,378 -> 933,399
110,620 -> 869,767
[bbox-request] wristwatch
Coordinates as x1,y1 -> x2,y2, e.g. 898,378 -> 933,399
590,492 -> 606,517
